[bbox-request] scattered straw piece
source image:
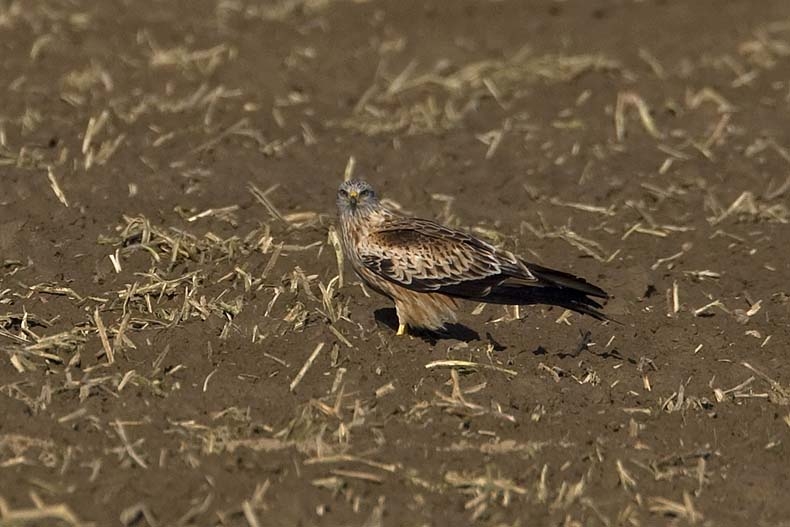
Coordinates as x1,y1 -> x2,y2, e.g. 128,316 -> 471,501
648,492 -> 703,523
343,155 -> 356,182
0,497 -> 86,527
693,300 -> 726,317
615,91 -> 664,141
186,205 -> 240,223
331,469 -> 384,483
616,460 -> 637,491
549,197 -> 616,216
327,325 -> 352,348
241,501 -> 261,527
425,360 -> 517,376
375,382 -> 396,398
249,183 -> 287,224
742,362 -> 790,403
93,308 -> 114,364
109,249 -> 122,273
46,167 -> 69,207
304,454 -> 397,473
686,87 -> 736,113
290,342 -> 325,392
203,368 -> 218,392
327,226 -> 345,288
82,110 -> 109,154
113,420 -> 148,469
638,48 -> 666,78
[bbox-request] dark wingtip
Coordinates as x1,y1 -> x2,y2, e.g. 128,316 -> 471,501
527,263 -> 609,299
555,295 -> 619,324
467,282 -> 616,322
578,303 -> 622,325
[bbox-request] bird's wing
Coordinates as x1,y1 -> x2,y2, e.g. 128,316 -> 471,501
357,217 -> 536,296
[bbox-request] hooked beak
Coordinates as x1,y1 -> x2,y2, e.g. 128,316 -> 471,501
348,190 -> 358,207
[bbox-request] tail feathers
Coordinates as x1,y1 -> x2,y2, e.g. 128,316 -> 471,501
484,262 -> 613,321
434,261 -> 614,321
527,263 -> 608,299
481,283 -> 611,321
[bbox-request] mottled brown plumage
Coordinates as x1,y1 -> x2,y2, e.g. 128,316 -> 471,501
336,179 -> 610,334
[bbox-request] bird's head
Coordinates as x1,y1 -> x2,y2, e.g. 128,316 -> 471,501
336,179 -> 379,216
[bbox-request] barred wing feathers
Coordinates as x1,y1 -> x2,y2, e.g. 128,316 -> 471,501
358,218 -> 610,320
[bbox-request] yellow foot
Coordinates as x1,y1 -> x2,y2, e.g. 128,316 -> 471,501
396,323 -> 407,336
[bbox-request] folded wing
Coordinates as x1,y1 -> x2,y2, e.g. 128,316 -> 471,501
358,218 -> 611,320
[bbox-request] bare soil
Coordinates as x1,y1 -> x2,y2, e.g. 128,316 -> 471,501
2,1 -> 790,526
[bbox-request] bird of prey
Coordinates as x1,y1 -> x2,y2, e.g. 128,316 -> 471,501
336,179 -> 610,335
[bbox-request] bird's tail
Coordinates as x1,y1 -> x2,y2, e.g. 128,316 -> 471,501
482,263 -> 614,322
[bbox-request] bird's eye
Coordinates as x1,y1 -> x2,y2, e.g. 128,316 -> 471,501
359,189 -> 372,198
338,189 -> 348,197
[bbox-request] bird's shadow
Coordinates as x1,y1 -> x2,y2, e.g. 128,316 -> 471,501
373,308 -> 480,344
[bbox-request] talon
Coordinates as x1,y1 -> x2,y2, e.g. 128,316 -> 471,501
396,323 -> 407,336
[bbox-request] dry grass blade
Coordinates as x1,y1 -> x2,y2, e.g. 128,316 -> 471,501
120,502 -> 158,527
93,308 -> 114,364
330,469 -> 384,483
46,167 -> 69,207
241,501 -> 261,527
686,87 -> 736,113
0,496 -> 91,527
186,205 -> 240,223
615,91 -> 664,141
188,118 -> 251,154
303,454 -> 398,472
742,362 -> 790,403
446,467 -> 527,519
648,492 -> 703,523
343,155 -> 356,181
248,183 -> 287,224
112,420 -> 148,469
326,325 -> 352,348
693,300 -> 727,317
3,328 -> 88,365
616,460 -> 637,491
524,220 -> 616,262
290,342 -> 325,392
709,191 -> 788,224
327,226 -> 345,289
549,197 -> 616,216
425,360 -> 517,376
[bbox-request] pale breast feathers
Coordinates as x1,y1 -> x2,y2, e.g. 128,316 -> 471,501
356,218 -> 536,295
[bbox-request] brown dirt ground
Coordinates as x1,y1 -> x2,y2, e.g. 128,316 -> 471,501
2,0 -> 790,526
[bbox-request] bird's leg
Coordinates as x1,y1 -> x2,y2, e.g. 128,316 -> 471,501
394,304 -> 408,336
